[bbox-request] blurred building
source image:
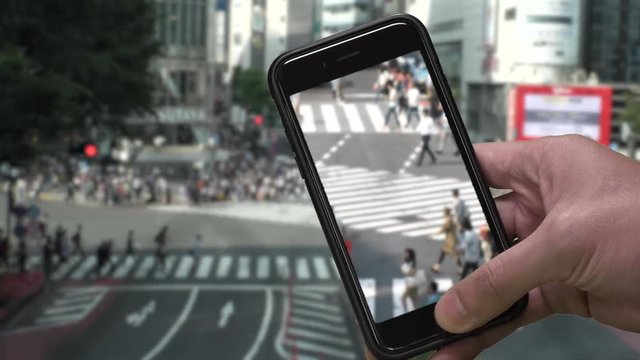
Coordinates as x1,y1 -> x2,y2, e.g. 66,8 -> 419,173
320,0 -> 373,38
425,0 -> 583,139
226,0 -> 315,74
582,0 -> 640,83
124,0 -> 221,175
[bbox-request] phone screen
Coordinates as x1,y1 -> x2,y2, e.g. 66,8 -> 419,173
289,50 -> 494,324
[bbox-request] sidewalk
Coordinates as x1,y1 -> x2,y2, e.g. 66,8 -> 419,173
0,271 -> 45,323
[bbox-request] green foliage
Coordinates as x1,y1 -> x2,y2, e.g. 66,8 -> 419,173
0,0 -> 159,164
231,67 -> 278,126
621,91 -> 640,135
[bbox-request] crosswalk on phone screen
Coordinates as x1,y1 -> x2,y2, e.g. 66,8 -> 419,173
291,51 -> 496,323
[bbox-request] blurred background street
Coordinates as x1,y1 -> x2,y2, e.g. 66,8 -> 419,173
1,0 -> 640,359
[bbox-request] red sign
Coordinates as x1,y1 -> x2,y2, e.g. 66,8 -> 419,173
513,85 -> 612,145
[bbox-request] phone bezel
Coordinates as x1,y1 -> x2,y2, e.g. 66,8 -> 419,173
268,14 -> 528,359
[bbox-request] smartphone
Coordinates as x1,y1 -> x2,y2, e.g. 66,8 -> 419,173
268,14 -> 527,359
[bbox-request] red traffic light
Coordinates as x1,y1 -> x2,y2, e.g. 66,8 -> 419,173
253,115 -> 264,126
83,143 -> 98,158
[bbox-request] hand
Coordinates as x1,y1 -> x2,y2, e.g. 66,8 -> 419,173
432,135 -> 640,359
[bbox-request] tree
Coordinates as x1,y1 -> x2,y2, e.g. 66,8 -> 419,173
231,67 -> 279,127
0,0 -> 159,164
620,90 -> 640,160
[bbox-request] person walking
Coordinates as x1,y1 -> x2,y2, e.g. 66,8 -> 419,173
451,189 -> 470,231
404,81 -> 421,128
71,224 -> 84,256
125,230 -> 136,260
42,236 -> 54,277
400,248 -> 419,313
384,82 -> 401,129
416,109 -> 438,166
478,225 -> 493,264
457,218 -> 482,279
431,208 -> 461,274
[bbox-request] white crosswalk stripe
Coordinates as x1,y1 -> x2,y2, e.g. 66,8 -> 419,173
317,165 -> 487,238
35,254 -> 344,282
34,288 -> 107,327
299,102 -> 413,134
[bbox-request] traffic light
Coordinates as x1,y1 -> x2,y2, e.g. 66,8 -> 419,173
69,142 -> 99,159
83,143 -> 98,159
253,114 -> 264,126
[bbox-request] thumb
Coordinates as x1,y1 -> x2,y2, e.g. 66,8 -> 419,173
434,221 -> 568,333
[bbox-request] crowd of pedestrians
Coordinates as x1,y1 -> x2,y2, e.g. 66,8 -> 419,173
399,189 -> 497,313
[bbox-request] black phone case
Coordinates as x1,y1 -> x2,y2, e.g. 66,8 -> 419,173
267,13 -> 528,360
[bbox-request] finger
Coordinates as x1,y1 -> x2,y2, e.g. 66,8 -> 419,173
431,287 -> 553,360
435,221 -> 569,333
494,192 -> 543,242
473,141 -> 542,191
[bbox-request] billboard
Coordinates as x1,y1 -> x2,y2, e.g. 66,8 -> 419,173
516,0 -> 580,65
511,85 -> 612,145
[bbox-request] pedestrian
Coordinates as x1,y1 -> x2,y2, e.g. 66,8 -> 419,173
125,230 -> 136,260
330,78 -> 343,104
189,234 -> 203,258
451,189 -> 470,231
95,240 -> 107,276
154,225 -> 168,248
17,240 -> 27,273
404,81 -> 421,128
416,109 -> 438,166
479,225 -> 493,264
65,181 -> 75,203
457,218 -> 482,279
155,243 -> 167,272
0,229 -> 8,270
42,236 -> 54,277
400,248 -> 420,313
373,66 -> 389,101
425,281 -> 442,306
71,224 -> 84,256
384,82 -> 400,128
59,228 -> 70,263
431,208 -> 461,274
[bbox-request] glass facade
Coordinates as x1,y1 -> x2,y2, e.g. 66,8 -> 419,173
583,0 -> 640,82
154,0 -> 208,47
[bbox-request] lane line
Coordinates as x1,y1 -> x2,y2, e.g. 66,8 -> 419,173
365,103 -> 385,132
256,256 -> 270,279
299,105 -> 316,133
296,258 -> 311,280
287,326 -> 352,346
69,257 -> 96,280
242,289 -> 273,360
293,298 -> 341,313
276,256 -> 289,278
237,256 -> 251,279
291,316 -> 348,334
141,288 -> 200,360
283,339 -> 355,360
312,257 -> 330,280
216,255 -> 233,278
321,104 -> 341,133
343,103 -> 365,133
134,256 -> 155,279
174,256 -> 194,279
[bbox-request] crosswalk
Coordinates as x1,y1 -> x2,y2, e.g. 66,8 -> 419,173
279,288 -> 358,360
299,102 -> 420,134
26,253 -> 342,283
318,164 -> 486,238
32,287 -> 106,328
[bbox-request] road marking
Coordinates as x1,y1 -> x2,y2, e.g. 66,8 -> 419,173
237,256 -> 250,279
216,255 -> 233,278
350,219 -> 400,230
292,307 -> 344,324
321,104 -> 341,132
291,316 -> 348,334
141,288 -> 199,360
218,300 -> 235,328
134,256 -> 155,279
296,258 -> 310,280
54,294 -> 96,306
292,289 -> 325,301
276,256 -> 289,278
312,257 -> 330,280
343,103 -> 365,132
126,300 -> 156,328
365,103 -> 385,132
243,289 -> 273,360
113,256 -> 136,279
45,304 -> 89,315
284,339 -> 356,360
195,256 -> 213,279
293,298 -> 341,313
256,256 -> 269,279
51,256 -> 81,281
360,278 -> 376,319
287,326 -> 352,346
154,255 -> 176,279
174,256 -> 194,279
35,313 -> 83,325
322,172 -> 389,189
69,257 -> 96,280
299,105 -> 316,133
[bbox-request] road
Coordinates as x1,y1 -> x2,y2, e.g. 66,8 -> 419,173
1,66 -> 639,359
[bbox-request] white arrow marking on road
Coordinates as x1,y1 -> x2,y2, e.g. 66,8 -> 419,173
218,300 -> 235,329
126,300 -> 156,328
